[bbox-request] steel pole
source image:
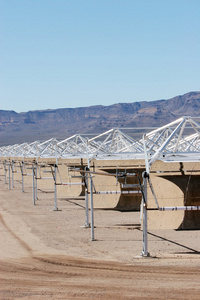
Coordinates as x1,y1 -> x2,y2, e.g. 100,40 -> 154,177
12,161 -> 14,188
54,165 -> 58,211
22,162 -> 24,193
142,174 -> 149,256
84,169 -> 90,227
4,161 -> 7,184
8,162 -> 11,190
90,176 -> 95,241
32,165 -> 36,205
35,164 -> 37,200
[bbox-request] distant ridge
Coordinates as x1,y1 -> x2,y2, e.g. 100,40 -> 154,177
0,91 -> 200,146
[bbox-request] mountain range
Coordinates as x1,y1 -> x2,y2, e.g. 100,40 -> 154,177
0,91 -> 200,146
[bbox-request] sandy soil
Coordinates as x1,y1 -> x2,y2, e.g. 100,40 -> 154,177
0,177 -> 200,299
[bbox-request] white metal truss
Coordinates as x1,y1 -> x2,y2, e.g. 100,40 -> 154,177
37,138 -> 61,157
0,128 -> 144,159
88,128 -> 144,154
144,116 -> 200,166
57,134 -> 90,157
1,116 -> 200,163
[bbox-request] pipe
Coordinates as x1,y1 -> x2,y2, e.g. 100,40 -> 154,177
96,190 -> 141,194
90,175 -> 94,241
159,206 -> 200,211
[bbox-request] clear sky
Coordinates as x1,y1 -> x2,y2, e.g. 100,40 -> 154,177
0,0 -> 200,113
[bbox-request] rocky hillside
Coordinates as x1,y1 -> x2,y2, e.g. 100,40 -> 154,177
0,91 -> 200,146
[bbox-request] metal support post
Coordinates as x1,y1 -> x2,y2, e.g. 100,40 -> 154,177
90,175 -> 95,241
8,162 -> 11,190
54,164 -> 58,211
4,161 -> 7,184
84,169 -> 90,227
141,135 -> 150,256
32,165 -> 36,205
35,164 -> 38,200
22,162 -> 24,193
12,161 -> 14,188
141,173 -> 149,256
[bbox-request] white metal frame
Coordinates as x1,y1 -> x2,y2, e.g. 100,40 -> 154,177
1,116 -> 200,256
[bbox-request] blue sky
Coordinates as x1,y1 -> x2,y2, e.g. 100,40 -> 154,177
0,0 -> 200,113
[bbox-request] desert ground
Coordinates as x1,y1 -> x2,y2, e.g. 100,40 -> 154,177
0,175 -> 200,299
